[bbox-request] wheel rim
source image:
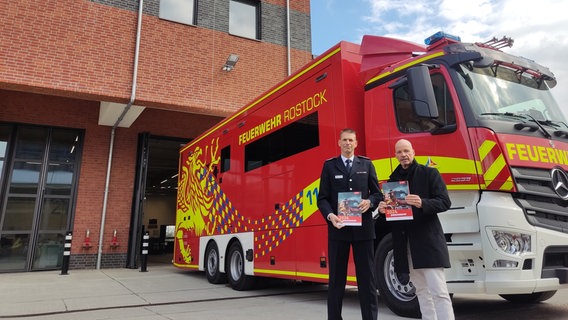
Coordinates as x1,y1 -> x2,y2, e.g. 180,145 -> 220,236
230,249 -> 243,280
207,248 -> 218,275
383,250 -> 416,301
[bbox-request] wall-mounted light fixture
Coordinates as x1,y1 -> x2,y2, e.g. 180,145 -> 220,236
222,54 -> 239,72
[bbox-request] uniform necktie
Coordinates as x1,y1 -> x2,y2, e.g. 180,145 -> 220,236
345,159 -> 352,174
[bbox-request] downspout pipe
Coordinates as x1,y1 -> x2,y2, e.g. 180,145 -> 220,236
96,0 -> 144,269
286,0 -> 291,76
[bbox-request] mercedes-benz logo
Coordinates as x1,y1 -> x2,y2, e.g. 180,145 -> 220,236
550,167 -> 568,201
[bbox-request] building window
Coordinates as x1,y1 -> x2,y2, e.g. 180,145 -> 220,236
0,125 -> 83,272
159,0 -> 196,25
229,0 -> 259,40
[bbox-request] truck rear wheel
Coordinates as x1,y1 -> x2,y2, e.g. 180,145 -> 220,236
499,291 -> 557,303
226,241 -> 256,291
374,234 -> 421,318
205,242 -> 227,284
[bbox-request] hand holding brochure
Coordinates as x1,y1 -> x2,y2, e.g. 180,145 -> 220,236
381,181 -> 414,221
337,191 -> 362,226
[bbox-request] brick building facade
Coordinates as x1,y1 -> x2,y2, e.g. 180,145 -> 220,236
0,0 -> 313,271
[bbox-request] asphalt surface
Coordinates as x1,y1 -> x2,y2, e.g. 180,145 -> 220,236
0,263 -> 344,320
1,260 -> 568,320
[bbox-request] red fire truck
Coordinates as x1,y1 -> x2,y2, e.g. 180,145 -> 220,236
174,32 -> 568,317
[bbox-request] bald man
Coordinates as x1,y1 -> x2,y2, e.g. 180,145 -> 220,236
379,139 -> 454,320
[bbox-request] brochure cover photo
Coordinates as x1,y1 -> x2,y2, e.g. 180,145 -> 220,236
337,191 -> 362,226
381,181 -> 414,221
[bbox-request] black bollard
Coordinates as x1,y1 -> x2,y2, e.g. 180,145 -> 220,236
61,232 -> 72,275
140,232 -> 149,272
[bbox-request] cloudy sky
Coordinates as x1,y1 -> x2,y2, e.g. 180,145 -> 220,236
310,0 -> 568,119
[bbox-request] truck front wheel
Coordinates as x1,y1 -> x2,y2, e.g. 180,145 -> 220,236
374,234 -> 421,318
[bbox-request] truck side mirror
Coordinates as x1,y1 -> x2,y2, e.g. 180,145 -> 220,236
407,65 -> 439,118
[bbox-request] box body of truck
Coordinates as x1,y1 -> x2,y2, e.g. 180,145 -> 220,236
175,41 -> 366,286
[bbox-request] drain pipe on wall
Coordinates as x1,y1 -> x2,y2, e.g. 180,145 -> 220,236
96,0 -> 144,269
286,0 -> 291,76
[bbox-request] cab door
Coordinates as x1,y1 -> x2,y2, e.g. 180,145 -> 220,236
367,67 -> 481,234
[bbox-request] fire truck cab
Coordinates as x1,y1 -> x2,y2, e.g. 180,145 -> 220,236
363,32 -> 568,317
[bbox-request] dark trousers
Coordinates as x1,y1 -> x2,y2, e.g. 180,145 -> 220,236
327,238 -> 378,320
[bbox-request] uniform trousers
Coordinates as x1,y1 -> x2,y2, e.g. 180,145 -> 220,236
408,244 -> 455,320
327,238 -> 378,320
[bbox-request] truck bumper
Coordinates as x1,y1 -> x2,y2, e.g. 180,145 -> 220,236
474,192 -> 568,294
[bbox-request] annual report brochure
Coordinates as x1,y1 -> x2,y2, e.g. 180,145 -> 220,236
337,191 -> 362,226
381,181 -> 414,221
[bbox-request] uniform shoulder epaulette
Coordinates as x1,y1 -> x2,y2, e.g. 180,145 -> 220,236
357,155 -> 370,160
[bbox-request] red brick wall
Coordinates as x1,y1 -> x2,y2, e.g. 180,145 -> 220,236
0,1 -> 133,100
0,0 -> 313,117
263,0 -> 309,12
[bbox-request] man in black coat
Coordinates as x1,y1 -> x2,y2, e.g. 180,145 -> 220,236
317,128 -> 383,320
379,139 -> 454,320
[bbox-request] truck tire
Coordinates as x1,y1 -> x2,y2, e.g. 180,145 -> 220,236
499,290 -> 557,303
226,241 -> 256,291
205,242 -> 227,284
374,234 -> 421,318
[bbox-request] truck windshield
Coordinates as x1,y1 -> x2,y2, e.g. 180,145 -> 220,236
455,63 -> 567,127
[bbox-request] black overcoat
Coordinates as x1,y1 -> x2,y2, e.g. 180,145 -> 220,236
389,160 -> 451,272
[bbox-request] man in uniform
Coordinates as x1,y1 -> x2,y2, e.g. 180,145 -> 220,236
317,128 -> 383,320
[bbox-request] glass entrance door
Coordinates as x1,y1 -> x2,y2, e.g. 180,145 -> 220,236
0,125 -> 82,272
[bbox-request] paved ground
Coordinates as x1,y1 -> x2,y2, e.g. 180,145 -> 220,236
0,264 -> 355,320
1,261 -> 567,320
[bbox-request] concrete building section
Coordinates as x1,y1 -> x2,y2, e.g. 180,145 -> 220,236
99,102 -> 145,127
0,0 -> 313,271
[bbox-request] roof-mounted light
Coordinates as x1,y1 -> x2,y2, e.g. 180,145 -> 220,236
424,31 -> 461,45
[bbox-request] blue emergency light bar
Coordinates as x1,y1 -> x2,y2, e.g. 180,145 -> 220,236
424,31 -> 461,45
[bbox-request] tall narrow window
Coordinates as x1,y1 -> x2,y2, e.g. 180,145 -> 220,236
229,0 -> 259,40
0,126 -> 83,272
221,146 -> 231,173
159,0 -> 196,25
0,124 -> 9,190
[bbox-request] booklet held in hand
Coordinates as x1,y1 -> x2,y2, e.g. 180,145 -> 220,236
381,181 -> 414,221
337,191 -> 362,226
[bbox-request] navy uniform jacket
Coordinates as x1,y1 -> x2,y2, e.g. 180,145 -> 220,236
317,155 -> 383,241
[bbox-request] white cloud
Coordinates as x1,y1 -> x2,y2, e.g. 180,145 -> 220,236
438,0 -> 494,21
358,0 -> 568,120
